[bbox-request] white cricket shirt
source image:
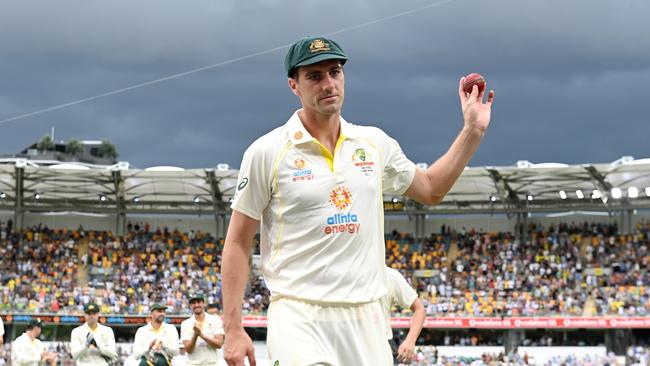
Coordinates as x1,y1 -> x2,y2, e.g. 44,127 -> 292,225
232,110 -> 416,304
11,333 -> 45,366
70,322 -> 118,366
180,313 -> 224,365
132,322 -> 180,360
380,267 -> 419,339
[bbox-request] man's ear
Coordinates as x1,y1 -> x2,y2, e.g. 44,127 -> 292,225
288,77 -> 300,97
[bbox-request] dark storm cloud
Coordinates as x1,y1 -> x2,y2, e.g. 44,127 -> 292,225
1,0 -> 649,169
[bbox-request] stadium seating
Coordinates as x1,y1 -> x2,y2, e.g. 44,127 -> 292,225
1,220 -> 650,365
0,225 -> 269,315
1,221 -> 648,318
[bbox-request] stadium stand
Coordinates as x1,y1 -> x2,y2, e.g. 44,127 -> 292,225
3,221 -> 648,319
0,224 -> 269,316
385,222 -> 648,319
1,220 -> 650,365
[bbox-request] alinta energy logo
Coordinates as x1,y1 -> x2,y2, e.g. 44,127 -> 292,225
325,185 -> 360,234
292,156 -> 314,182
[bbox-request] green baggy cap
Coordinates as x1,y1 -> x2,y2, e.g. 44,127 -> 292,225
285,36 -> 348,77
188,293 -> 205,302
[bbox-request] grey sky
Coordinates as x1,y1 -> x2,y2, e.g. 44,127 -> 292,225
1,0 -> 648,169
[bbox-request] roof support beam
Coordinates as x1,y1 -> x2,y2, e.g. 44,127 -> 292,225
584,165 -> 614,209
14,165 -> 24,231
206,170 -> 227,237
487,169 -> 522,214
112,170 -> 125,236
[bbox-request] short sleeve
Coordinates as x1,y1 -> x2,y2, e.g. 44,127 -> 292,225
214,316 -> 225,335
387,268 -> 418,309
179,320 -> 191,342
380,132 -> 416,196
230,143 -> 273,220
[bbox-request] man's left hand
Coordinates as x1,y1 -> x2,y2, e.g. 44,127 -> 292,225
397,340 -> 416,363
193,324 -> 202,337
458,76 -> 495,133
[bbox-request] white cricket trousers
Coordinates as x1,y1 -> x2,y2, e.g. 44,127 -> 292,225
267,297 -> 393,366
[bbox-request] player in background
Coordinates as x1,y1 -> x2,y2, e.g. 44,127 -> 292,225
381,267 -> 426,363
133,303 -> 179,366
206,303 -> 220,316
11,319 -> 59,366
70,303 -> 118,365
180,294 -> 224,366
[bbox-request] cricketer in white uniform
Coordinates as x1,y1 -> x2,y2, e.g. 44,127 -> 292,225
380,267 -> 426,363
172,342 -> 189,366
180,294 -> 224,366
222,35 -> 495,366
133,303 -> 180,365
70,303 -> 118,365
11,319 -> 58,366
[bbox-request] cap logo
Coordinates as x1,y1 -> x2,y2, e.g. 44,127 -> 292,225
309,39 -> 330,53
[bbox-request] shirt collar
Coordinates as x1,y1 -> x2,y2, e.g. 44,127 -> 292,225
286,109 -> 358,145
146,322 -> 165,331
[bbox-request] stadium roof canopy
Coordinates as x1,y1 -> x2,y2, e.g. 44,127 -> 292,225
1,156 -> 650,218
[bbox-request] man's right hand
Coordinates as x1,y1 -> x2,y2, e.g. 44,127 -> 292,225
223,328 -> 256,366
85,332 -> 95,347
149,339 -> 159,351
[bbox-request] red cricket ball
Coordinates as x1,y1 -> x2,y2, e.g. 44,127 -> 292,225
463,73 -> 486,94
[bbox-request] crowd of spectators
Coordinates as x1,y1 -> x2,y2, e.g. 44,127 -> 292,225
0,222 -> 268,316
84,226 -> 224,315
2,219 -> 650,365
386,221 -> 649,318
398,346 -> 623,366
1,220 -> 649,319
0,224 -> 80,314
84,223 -> 270,315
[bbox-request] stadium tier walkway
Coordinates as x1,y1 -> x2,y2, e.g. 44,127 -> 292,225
76,237 -> 89,287
579,235 -> 590,261
446,240 -> 460,266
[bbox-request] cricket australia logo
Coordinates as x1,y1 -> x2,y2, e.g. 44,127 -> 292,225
352,147 -> 375,175
355,148 -> 366,161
